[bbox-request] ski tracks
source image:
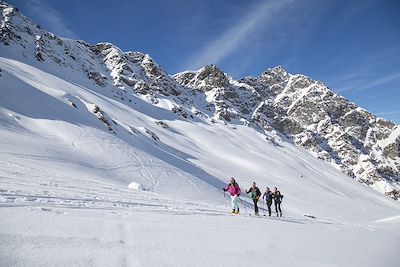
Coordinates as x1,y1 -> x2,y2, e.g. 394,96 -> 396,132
97,213 -> 141,266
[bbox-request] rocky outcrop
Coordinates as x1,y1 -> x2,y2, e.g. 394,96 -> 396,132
93,105 -> 116,133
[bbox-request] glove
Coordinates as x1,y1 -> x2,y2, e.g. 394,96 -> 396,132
223,188 -> 226,191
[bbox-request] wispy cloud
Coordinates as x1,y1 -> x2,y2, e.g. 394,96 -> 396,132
325,48 -> 400,93
26,0 -> 78,39
182,0 -> 294,71
322,48 -> 399,78
336,71 -> 400,93
375,110 -> 400,116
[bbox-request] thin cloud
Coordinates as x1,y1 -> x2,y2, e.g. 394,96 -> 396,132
183,0 -> 294,71
337,71 -> 400,93
26,0 -> 78,39
376,110 -> 400,116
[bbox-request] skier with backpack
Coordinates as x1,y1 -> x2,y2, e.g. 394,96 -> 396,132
273,187 -> 284,217
246,182 -> 262,216
262,187 -> 273,216
223,177 -> 241,214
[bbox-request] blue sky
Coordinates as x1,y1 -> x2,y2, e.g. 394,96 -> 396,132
9,0 -> 400,123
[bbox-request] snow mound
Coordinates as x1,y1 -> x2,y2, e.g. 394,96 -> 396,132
128,182 -> 146,191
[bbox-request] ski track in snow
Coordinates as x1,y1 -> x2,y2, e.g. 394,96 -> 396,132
0,177 -> 390,229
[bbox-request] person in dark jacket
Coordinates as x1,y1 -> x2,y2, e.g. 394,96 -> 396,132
262,187 -> 273,216
273,187 -> 284,217
246,182 -> 261,215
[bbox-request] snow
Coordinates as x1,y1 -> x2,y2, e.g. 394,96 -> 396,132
1,52 -> 399,265
379,125 -> 400,148
1,4 -> 400,265
1,208 -> 399,267
127,182 -> 145,190
286,81 -> 317,114
373,214 -> 400,224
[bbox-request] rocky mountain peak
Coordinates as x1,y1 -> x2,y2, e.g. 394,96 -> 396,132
174,64 -> 230,91
261,65 -> 287,77
198,64 -> 224,75
252,66 -> 289,96
1,2 -> 38,46
89,42 -> 180,96
1,1 -> 18,17
197,64 -> 229,86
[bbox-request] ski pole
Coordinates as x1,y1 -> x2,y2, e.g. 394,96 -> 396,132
223,190 -> 227,204
262,199 -> 265,214
261,198 -> 263,214
240,197 -> 247,215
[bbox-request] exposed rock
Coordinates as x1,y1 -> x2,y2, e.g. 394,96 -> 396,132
155,120 -> 169,128
145,94 -> 159,105
145,128 -> 159,142
386,189 -> 400,200
384,139 -> 400,159
174,65 -> 229,91
171,105 -> 188,118
68,99 -> 77,108
274,118 -> 303,135
127,125 -> 140,135
133,81 -> 150,94
87,71 -> 107,86
93,105 -> 115,132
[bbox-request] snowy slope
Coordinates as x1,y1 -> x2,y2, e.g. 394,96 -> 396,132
1,2 -> 399,266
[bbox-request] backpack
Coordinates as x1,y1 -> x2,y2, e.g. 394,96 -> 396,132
265,191 -> 272,202
256,187 -> 261,199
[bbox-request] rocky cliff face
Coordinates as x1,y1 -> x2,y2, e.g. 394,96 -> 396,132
1,1 -> 399,198
243,69 -> 399,191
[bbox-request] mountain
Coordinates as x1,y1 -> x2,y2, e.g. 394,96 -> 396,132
0,2 -> 399,199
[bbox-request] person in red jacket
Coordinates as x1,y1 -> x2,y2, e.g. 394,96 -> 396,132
223,177 -> 241,214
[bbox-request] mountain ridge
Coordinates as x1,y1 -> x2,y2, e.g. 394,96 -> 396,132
1,1 -> 399,199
